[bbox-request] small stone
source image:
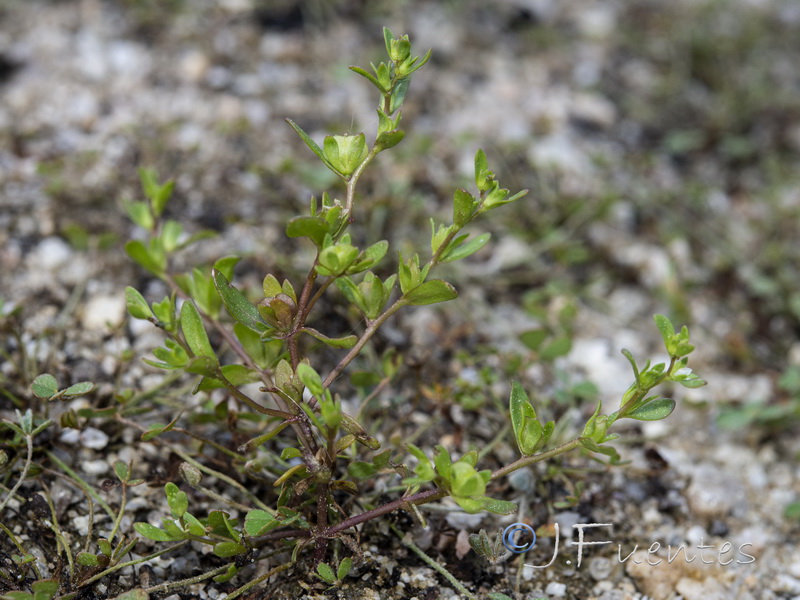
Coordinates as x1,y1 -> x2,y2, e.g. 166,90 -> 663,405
571,93 -> 616,129
445,510 -> 484,530
455,529 -> 471,560
81,293 -> 126,331
545,581 -> 567,596
775,574 -> 800,594
588,556 -> 614,581
60,429 -> 81,445
626,551 -> 682,600
82,459 -> 109,475
676,576 -> 729,600
31,237 -> 72,270
80,427 -> 109,450
686,465 -> 743,519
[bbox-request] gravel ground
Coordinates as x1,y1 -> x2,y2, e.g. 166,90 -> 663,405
2,1 -> 800,599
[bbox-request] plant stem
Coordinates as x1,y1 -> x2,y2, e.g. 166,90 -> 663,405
225,562 -> 293,600
141,562 -> 230,595
323,297 -> 406,388
390,523 -> 477,600
0,433 -> 32,514
490,438 -> 584,480
45,451 -> 115,520
80,540 -> 192,588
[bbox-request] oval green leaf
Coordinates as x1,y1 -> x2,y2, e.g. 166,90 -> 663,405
403,280 -> 457,306
31,374 -> 58,399
626,398 -> 676,421
212,269 -> 268,333
180,301 -> 217,363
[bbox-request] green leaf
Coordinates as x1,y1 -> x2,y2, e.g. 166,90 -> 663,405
195,364 -> 261,391
281,447 -> 302,460
337,557 -> 353,581
406,444 -> 434,481
474,149 -> 491,190
124,240 -> 164,276
286,216 -> 330,248
76,551 -> 99,567
348,461 -> 378,479
403,280 -> 457,306
375,129 -> 405,151
211,256 -> 240,281
152,182 -> 174,217
212,269 -> 269,333
440,232 -> 491,263
285,119 -> 334,171
296,363 -> 324,396
621,348 -> 641,388
234,323 -> 280,369
785,502 -> 800,519
212,564 -> 240,584
348,240 -> 389,274
450,462 -> 486,497
165,482 -> 188,519
579,437 -> 622,465
316,562 -> 336,584
654,314 -> 675,352
1,592 -> 33,600
31,580 -> 59,600
433,445 -> 452,483
389,76 -> 410,114
320,396 -> 342,430
479,497 -> 518,515
520,329 -> 548,352
509,381 -> 541,456
98,539 -> 113,556
540,336 -> 572,360
125,287 -> 155,320
349,65 -> 385,91
335,278 -> 367,313
207,511 -> 240,541
183,513 -> 206,536
160,220 -> 183,253
301,327 -> 358,349
133,522 -> 178,542
453,188 -> 475,227
63,382 -> 94,398
453,496 -> 484,513
124,200 -> 154,230
31,374 -> 58,399
625,398 -> 676,421
244,510 -> 278,536
184,356 -> 218,377
213,542 -> 247,558
114,461 -> 130,482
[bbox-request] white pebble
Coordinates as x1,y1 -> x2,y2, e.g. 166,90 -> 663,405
82,460 -> 109,475
80,427 -> 109,449
59,429 -> 81,444
545,581 -> 567,596
81,294 -> 126,331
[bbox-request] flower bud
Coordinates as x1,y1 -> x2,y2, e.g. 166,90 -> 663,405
323,133 -> 369,177
179,462 -> 202,486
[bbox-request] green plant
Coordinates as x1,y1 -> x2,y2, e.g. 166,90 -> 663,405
121,27 -> 704,594
717,365 -> 800,429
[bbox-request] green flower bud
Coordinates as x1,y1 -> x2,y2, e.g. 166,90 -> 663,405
388,37 -> 411,63
179,462 -> 202,486
323,133 -> 369,177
